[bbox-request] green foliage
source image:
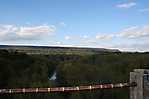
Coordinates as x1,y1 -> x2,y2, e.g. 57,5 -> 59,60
1,49 -> 149,99
0,50 -> 56,99
57,52 -> 149,99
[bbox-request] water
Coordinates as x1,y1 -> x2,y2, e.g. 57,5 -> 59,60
49,71 -> 57,80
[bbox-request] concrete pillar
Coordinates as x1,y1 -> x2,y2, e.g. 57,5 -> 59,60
130,69 -> 149,99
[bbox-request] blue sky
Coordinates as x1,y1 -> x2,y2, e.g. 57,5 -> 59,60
0,0 -> 149,51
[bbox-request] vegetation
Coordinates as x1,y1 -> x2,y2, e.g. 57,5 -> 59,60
0,49 -> 149,99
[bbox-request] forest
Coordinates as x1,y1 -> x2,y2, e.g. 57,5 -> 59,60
0,49 -> 149,99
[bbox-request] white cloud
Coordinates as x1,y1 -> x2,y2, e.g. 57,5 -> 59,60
63,25 -> 149,52
0,25 -> 17,36
56,41 -> 62,45
65,34 -> 113,42
118,26 -> 149,38
61,25 -> 149,52
63,34 -> 113,47
113,43 -> 149,52
84,39 -> 98,44
95,34 -> 113,40
116,2 -> 136,8
0,24 -> 56,41
139,8 -> 149,12
17,25 -> 55,37
65,36 -> 71,40
64,35 -> 84,41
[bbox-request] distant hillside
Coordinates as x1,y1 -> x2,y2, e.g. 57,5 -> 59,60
0,45 -> 120,55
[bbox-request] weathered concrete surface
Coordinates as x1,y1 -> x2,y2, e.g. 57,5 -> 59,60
130,69 -> 149,99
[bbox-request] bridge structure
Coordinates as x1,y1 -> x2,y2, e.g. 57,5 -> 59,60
0,82 -> 135,94
0,69 -> 149,99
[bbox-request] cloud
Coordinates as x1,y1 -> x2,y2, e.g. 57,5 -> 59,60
62,25 -> 149,52
17,25 -> 55,37
113,42 -> 149,52
59,22 -> 66,27
118,26 -> 149,38
65,34 -> 113,41
65,36 -> 71,40
139,8 -> 149,12
55,41 -> 62,45
0,24 -> 56,41
95,34 -> 113,40
63,34 -> 113,47
64,35 -> 85,40
0,25 -> 17,36
116,2 -> 136,8
82,35 -> 89,39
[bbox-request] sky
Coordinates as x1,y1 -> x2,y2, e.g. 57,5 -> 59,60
0,0 -> 149,52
